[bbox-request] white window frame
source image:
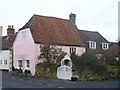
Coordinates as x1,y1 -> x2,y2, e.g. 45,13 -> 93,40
4,59 -> 7,65
88,41 -> 96,49
17,60 -> 22,69
70,47 -> 76,54
22,31 -> 26,39
25,60 -> 30,69
102,43 -> 109,50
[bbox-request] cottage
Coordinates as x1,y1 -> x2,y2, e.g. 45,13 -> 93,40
0,25 -> 16,71
78,30 -> 110,58
13,14 -> 85,75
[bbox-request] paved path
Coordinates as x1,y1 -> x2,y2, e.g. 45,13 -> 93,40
2,73 -> 119,88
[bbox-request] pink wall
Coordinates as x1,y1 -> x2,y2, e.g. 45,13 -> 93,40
13,28 -> 36,75
57,46 -> 86,56
36,44 -> 86,63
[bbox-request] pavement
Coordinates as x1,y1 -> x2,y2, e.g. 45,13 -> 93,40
2,73 -> 119,88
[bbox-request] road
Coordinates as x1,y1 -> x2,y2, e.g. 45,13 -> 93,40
2,73 -> 119,88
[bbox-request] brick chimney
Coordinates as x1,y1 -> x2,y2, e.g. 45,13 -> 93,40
7,25 -> 15,37
69,13 -> 76,25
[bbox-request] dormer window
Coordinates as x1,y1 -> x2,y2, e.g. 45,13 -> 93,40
88,41 -> 96,49
102,43 -> 109,50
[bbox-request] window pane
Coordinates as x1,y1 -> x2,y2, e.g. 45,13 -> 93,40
70,47 -> 76,54
18,60 -> 22,68
26,60 -> 30,68
70,47 -> 72,53
89,41 -> 96,49
102,43 -> 108,50
0,60 -> 2,64
4,60 -> 7,65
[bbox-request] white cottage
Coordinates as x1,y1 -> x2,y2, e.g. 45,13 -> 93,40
0,25 -> 16,71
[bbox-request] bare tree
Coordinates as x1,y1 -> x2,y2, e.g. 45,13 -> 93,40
38,44 -> 63,64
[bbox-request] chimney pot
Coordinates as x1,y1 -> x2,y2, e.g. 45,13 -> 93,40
8,25 -> 11,28
7,25 -> 15,37
11,25 -> 14,29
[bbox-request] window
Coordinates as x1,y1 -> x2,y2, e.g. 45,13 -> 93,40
26,60 -> 30,68
4,60 -> 7,65
70,47 -> 76,54
0,60 -> 2,64
102,43 -> 109,50
18,60 -> 22,68
88,41 -> 96,49
22,31 -> 26,39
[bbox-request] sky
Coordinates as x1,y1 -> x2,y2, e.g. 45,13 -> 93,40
0,0 -> 119,42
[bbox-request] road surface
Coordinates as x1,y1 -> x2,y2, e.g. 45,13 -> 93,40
2,73 -> 119,88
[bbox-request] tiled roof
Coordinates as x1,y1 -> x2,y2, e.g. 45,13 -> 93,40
2,34 -> 16,50
78,30 -> 108,43
19,14 -> 85,47
78,30 -> 109,54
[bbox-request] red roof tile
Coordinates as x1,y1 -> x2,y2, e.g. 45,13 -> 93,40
19,14 -> 85,47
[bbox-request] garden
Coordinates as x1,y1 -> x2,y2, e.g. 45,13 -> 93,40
35,44 -> 119,81
9,44 -> 120,81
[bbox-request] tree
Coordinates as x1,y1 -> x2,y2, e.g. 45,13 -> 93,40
38,44 -> 62,65
78,52 -> 107,74
70,52 -> 107,74
70,52 -> 80,70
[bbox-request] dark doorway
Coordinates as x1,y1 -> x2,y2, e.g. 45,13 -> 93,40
64,59 -> 69,66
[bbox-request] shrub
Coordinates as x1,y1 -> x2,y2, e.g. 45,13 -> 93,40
71,52 -> 108,81
23,70 -> 32,77
11,68 -> 23,76
35,63 -> 59,79
78,52 -> 107,74
100,56 -> 118,66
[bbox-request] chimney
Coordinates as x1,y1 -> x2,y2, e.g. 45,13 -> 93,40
69,13 -> 76,25
7,25 -> 15,37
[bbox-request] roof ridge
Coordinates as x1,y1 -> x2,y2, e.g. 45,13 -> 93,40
78,29 -> 98,33
33,14 -> 69,21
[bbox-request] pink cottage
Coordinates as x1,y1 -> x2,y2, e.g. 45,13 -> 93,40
13,14 -> 86,75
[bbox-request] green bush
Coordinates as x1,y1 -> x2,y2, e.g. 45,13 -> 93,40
23,70 -> 32,77
35,63 -> 59,79
11,68 -> 23,76
77,52 -> 107,74
71,52 -> 108,81
100,56 -> 118,66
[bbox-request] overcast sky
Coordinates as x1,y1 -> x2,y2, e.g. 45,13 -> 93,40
0,0 -> 119,42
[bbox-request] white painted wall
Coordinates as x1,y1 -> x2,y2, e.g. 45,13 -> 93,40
0,50 -> 10,71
